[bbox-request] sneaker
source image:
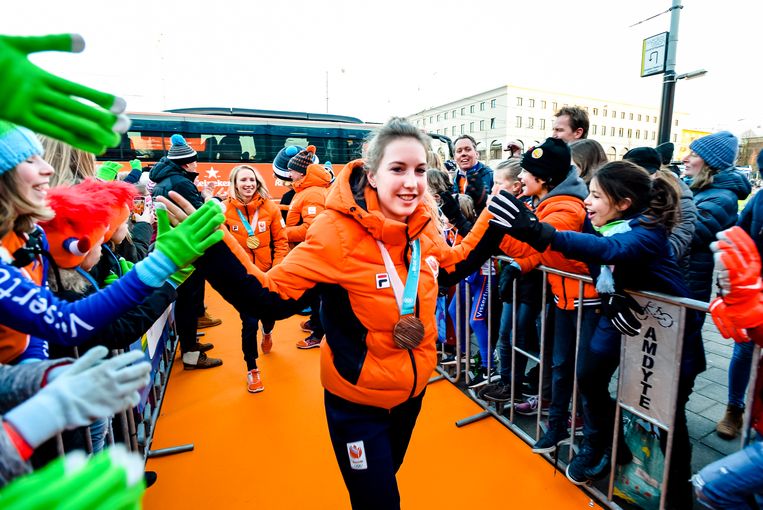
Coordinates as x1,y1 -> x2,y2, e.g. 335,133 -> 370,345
247,368 -> 264,393
521,380 -> 539,398
194,341 -> 214,353
477,381 -> 504,400
197,312 -> 222,329
483,382 -> 516,403
261,332 -> 273,354
531,426 -> 570,454
182,351 -> 223,370
468,367 -> 497,389
716,404 -> 744,440
296,334 -> 322,349
514,396 -> 550,416
300,320 -> 314,333
565,442 -> 602,485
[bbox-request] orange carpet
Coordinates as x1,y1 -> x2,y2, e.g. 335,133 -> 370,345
144,286 -> 601,509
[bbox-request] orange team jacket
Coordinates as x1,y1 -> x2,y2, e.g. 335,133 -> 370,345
284,164 -> 331,246
209,160 -> 490,409
460,193 -> 597,310
0,230 -> 45,362
223,194 -> 289,272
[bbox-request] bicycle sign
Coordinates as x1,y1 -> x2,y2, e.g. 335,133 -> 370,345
636,300 -> 674,328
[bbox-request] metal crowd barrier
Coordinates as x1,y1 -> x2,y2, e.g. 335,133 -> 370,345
431,255 -> 758,510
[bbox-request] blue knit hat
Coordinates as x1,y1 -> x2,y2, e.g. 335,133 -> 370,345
0,121 -> 43,175
690,131 -> 738,170
167,134 -> 197,164
272,145 -> 304,182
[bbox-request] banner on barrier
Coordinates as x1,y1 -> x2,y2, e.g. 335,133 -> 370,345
129,306 -> 171,412
619,297 -> 681,428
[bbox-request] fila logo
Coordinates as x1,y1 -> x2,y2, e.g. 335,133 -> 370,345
376,273 -> 390,289
231,225 -> 239,232
347,441 -> 367,470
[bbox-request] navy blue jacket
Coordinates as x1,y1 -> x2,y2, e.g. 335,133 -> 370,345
687,169 -> 751,301
552,216 -> 706,377
737,190 -> 763,266
149,157 -> 204,209
453,162 -> 493,214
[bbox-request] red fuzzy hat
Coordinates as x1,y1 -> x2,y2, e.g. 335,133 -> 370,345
76,178 -> 137,242
39,184 -> 113,269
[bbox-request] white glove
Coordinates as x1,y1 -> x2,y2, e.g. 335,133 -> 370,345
5,346 -> 150,448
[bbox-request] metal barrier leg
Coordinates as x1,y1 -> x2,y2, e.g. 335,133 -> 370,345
147,444 -> 195,458
455,410 -> 492,427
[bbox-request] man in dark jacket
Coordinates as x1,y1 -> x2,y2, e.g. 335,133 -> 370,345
149,134 -> 222,369
452,134 -> 493,214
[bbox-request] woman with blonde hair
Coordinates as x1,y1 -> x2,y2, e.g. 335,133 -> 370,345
569,138 -> 607,184
38,135 -> 97,187
223,164 -> 288,393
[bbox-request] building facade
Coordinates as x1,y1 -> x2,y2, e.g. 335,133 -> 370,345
408,84 -> 688,165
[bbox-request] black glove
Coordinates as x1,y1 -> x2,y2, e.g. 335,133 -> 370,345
439,190 -> 473,235
499,263 -> 521,302
487,190 -> 556,252
465,171 -> 487,211
600,292 -> 643,337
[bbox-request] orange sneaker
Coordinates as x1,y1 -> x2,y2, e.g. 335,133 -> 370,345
296,334 -> 322,350
261,332 -> 273,354
247,368 -> 264,393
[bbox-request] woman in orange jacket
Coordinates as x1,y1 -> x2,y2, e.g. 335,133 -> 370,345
165,117 -> 506,509
223,165 -> 288,393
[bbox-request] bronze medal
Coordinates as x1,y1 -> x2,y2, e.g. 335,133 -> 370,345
393,315 -> 425,350
246,235 -> 260,249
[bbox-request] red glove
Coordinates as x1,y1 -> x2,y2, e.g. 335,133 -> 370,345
709,297 -> 752,344
712,226 -> 762,306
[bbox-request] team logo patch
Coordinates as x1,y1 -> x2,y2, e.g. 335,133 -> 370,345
347,441 -> 367,470
531,148 -> 543,159
426,255 -> 439,278
307,206 -> 317,216
231,225 -> 239,232
258,221 -> 267,232
376,273 -> 390,289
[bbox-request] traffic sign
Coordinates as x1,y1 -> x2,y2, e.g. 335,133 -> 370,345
641,32 -> 668,77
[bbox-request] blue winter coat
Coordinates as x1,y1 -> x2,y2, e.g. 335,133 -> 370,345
551,216 -> 706,377
687,168 -> 751,301
737,190 -> 763,267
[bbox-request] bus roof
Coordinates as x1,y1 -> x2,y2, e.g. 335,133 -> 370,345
164,107 -> 365,124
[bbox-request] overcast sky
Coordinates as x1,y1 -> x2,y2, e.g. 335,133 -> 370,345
3,0 -> 761,134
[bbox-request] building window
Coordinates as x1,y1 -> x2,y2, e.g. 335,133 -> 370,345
539,118 -> 546,130
444,112 -> 448,120
460,107 -> 465,116
593,108 -> 599,116
490,117 -> 496,129
516,116 -> 522,128
675,119 -> 679,126
646,115 -> 650,122
621,112 -> 625,119
517,97 -> 523,106
528,118 -> 534,129
618,128 -> 624,137
552,102 -> 558,112
652,131 -> 656,140
479,120 -> 485,131
541,100 -> 547,109
627,128 -> 632,138
429,116 -> 433,123
469,122 -> 475,133
480,102 -> 485,111
490,98 -> 496,108
612,110 -> 617,118
529,99 -> 535,107
452,126 -> 456,135
453,110 -> 457,118
436,114 -> 441,122
638,114 -> 642,121
636,130 -> 640,139
592,125 -> 597,135
603,109 -> 608,117
654,117 -> 658,124
460,124 -> 465,134
673,134 -> 678,142
610,127 -> 615,136
629,113 -> 634,120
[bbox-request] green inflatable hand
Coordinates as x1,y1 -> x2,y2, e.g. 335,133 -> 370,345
0,34 -> 130,155
129,159 -> 142,171
96,161 -> 123,181
0,446 -> 145,510
154,200 -> 224,269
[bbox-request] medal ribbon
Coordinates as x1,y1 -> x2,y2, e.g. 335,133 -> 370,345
376,239 -> 421,316
235,208 -> 259,237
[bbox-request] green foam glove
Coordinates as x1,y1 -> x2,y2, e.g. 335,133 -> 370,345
154,200 -> 225,269
0,445 -> 145,509
119,257 -> 134,274
0,34 -> 130,154
169,264 -> 194,287
96,161 -> 122,181
129,159 -> 142,171
103,271 -> 119,287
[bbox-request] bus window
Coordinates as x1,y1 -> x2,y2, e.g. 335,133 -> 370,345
199,135 -> 218,162
129,131 -> 164,160
216,135 -> 243,161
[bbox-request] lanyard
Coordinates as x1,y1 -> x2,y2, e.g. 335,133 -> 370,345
376,239 -> 421,316
75,266 -> 101,290
236,207 -> 259,237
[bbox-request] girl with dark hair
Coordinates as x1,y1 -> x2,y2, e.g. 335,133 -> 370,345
488,160 -> 706,509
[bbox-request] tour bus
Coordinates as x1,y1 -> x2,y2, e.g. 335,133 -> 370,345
100,108 -> 454,199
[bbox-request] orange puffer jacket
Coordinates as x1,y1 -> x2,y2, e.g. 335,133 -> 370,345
224,194 -> 288,271
284,164 -> 331,246
205,160 -> 487,409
